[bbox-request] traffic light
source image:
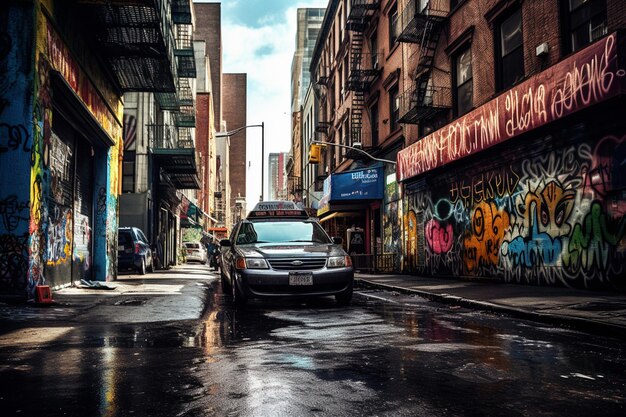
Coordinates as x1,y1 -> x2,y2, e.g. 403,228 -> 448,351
308,143 -> 322,164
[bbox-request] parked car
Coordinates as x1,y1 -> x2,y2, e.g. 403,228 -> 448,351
184,241 -> 207,264
118,227 -> 153,275
220,201 -> 354,307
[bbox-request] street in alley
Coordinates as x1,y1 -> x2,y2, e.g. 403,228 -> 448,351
0,264 -> 624,417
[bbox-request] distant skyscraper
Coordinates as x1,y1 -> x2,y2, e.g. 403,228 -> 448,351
291,8 -> 325,113
268,152 -> 289,200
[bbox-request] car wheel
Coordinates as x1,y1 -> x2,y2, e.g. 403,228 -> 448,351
138,258 -> 147,275
335,282 -> 353,306
231,273 -> 247,307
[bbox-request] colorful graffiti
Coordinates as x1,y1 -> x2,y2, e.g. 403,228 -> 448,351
425,219 -> 453,254
398,33 -> 626,181
464,202 -> 509,273
404,129 -> 626,290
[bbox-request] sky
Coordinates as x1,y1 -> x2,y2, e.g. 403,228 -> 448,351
198,0 -> 328,207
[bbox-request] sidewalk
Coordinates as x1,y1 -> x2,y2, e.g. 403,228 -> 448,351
355,273 -> 626,340
0,265 -> 215,324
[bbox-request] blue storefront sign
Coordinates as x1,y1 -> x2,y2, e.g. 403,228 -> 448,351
317,166 -> 384,216
331,166 -> 384,200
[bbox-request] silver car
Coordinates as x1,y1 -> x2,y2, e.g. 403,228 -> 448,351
219,202 -> 354,306
183,242 -> 207,264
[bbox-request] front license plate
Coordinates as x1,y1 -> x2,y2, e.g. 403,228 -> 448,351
289,272 -> 313,285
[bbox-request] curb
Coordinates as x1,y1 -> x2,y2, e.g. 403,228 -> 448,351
356,278 -> 626,341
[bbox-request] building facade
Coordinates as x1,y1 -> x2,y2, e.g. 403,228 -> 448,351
119,0 -> 203,270
301,83 -> 324,210
222,73 -> 248,219
0,0 -> 190,298
310,0 -> 407,270
290,8 -> 326,207
306,0 -> 626,289
396,0 -> 626,290
268,153 -> 289,201
193,1 -> 235,236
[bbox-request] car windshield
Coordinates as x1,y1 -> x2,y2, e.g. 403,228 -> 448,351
236,220 -> 331,244
185,243 -> 200,249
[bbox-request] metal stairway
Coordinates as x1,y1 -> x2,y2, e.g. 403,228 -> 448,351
398,0 -> 450,124
350,31 -> 365,145
345,0 -> 380,149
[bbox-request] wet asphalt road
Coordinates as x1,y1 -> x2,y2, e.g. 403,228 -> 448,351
0,265 -> 625,417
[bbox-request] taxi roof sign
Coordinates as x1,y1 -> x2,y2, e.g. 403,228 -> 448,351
248,201 -> 308,219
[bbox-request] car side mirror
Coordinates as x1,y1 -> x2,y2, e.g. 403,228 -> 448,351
332,237 -> 343,245
220,239 -> 232,247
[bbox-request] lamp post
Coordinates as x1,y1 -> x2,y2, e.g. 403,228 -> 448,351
215,122 -> 265,201
309,140 -> 397,166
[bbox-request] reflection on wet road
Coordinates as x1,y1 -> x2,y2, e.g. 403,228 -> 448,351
0,276 -> 624,417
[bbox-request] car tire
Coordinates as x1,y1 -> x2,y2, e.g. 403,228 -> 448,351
335,282 -> 353,306
147,255 -> 154,273
138,258 -> 147,275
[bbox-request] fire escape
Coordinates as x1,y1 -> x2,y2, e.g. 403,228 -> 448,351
397,0 -> 450,125
77,0 -> 199,189
346,0 -> 380,152
76,0 -> 178,93
151,2 -> 199,190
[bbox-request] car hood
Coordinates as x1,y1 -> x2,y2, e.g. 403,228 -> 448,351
237,243 -> 346,258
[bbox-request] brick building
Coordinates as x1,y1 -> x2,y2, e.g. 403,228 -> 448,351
311,0 -> 412,267
222,73 -> 248,221
308,0 -> 626,289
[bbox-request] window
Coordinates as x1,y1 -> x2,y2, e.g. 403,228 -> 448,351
563,0 -> 607,53
370,30 -> 378,68
454,47 -> 473,116
389,85 -> 400,132
370,102 -> 379,146
339,62 -> 344,102
343,54 -> 349,97
122,151 -> 135,193
496,8 -> 524,91
389,4 -> 399,48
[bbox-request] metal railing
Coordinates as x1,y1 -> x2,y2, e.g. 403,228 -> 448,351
147,124 -> 195,149
351,253 -> 398,273
398,84 -> 451,124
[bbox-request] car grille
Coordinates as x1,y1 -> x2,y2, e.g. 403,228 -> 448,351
268,258 -> 326,270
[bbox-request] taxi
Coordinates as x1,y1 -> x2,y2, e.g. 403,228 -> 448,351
219,201 -> 354,306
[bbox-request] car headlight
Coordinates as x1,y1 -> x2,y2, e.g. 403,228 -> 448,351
236,257 -> 269,270
327,256 -> 352,268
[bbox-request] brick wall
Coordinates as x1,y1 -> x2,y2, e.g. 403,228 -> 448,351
223,73 -> 247,207
194,3 -> 222,129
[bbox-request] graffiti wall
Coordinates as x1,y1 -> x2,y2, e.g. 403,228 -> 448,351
1,3 -> 123,298
403,118 -> 626,290
0,5 -> 35,296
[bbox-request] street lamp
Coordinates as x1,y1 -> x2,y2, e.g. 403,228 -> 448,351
215,122 -> 265,201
